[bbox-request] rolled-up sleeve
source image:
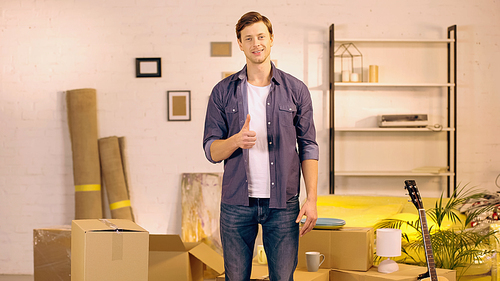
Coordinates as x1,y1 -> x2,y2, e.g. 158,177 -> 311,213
203,86 -> 227,164
295,83 -> 319,162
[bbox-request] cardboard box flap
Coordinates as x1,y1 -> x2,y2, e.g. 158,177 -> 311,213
186,242 -> 224,274
73,219 -> 110,232
98,219 -> 147,232
149,234 -> 186,252
73,219 -> 147,232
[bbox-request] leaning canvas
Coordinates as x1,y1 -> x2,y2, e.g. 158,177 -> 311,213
181,173 -> 223,254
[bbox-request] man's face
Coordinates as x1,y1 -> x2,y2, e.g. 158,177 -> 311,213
238,21 -> 274,66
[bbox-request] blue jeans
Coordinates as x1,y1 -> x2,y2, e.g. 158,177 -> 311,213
220,195 -> 300,281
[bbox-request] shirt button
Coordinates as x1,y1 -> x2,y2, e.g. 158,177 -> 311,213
232,109 -> 236,112
267,103 -> 270,106
268,122 -> 271,125
271,182 -> 275,187
269,142 -> 272,145
271,162 -> 274,165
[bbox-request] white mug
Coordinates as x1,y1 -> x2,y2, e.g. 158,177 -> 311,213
305,251 -> 325,272
257,245 -> 267,264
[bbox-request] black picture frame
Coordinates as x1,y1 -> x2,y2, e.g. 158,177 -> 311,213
135,58 -> 161,77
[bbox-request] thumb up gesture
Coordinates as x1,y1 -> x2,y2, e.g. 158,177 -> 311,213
237,114 -> 256,149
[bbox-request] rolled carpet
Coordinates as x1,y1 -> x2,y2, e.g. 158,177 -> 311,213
118,137 -> 135,221
66,88 -> 103,219
98,136 -> 134,220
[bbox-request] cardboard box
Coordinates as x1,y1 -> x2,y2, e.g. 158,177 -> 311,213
330,263 -> 456,281
71,219 -> 149,281
149,234 -> 224,281
298,227 -> 374,271
216,263 -> 329,281
33,226 -> 71,281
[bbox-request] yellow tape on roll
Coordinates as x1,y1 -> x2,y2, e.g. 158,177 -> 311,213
109,200 -> 131,211
75,184 -> 101,192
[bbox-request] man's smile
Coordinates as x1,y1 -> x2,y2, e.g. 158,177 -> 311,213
252,48 -> 264,55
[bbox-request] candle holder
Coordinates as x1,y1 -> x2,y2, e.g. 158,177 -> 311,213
334,43 -> 363,82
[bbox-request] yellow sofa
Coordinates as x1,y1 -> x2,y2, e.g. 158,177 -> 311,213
317,195 -> 466,229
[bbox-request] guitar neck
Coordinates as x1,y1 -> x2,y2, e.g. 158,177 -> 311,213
419,209 -> 438,281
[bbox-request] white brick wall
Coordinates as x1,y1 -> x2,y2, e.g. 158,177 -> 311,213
1,0 -> 500,274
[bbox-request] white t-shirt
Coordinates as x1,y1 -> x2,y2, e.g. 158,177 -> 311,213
247,82 -> 271,198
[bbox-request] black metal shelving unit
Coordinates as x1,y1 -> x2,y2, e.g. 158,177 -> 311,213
329,24 -> 457,196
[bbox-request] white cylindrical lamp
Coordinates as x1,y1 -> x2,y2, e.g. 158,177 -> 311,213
376,228 -> 402,273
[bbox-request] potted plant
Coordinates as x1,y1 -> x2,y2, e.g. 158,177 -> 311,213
374,184 -> 499,280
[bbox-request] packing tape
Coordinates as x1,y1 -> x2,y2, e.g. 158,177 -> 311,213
98,219 -> 123,261
109,199 -> 131,211
99,219 -> 119,230
74,184 -> 101,192
112,231 -> 123,261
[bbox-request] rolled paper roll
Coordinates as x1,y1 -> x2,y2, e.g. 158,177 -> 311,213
342,70 -> 350,82
99,136 -> 134,221
369,65 -> 379,83
118,137 -> 135,221
67,88 -> 103,219
350,73 -> 359,82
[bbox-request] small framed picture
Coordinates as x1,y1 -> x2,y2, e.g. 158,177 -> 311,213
210,42 -> 232,57
167,91 -> 191,121
136,58 -> 161,77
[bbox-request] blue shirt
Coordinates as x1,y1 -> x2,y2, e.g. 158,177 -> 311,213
203,63 -> 319,209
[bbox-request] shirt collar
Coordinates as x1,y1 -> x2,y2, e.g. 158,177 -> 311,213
234,62 -> 282,85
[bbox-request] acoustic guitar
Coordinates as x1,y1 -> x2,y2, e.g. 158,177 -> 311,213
404,180 -> 449,281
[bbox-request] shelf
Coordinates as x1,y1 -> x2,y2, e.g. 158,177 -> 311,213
335,39 -> 455,43
329,24 -> 458,196
335,83 -> 455,87
335,127 -> 454,132
335,171 -> 455,177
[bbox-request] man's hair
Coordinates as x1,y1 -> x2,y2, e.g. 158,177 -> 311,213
235,11 -> 273,41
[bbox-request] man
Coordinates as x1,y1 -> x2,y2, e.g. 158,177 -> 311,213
203,11 -> 318,281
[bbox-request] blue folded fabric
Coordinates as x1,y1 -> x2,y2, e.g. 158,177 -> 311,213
301,218 -> 346,229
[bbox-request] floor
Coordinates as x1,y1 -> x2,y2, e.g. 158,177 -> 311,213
0,276 -> 33,281
0,276 -> 217,281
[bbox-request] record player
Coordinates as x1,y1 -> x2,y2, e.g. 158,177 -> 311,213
377,114 -> 428,128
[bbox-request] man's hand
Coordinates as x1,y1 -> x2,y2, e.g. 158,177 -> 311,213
296,199 -> 317,237
209,114 -> 256,162
235,114 -> 256,149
